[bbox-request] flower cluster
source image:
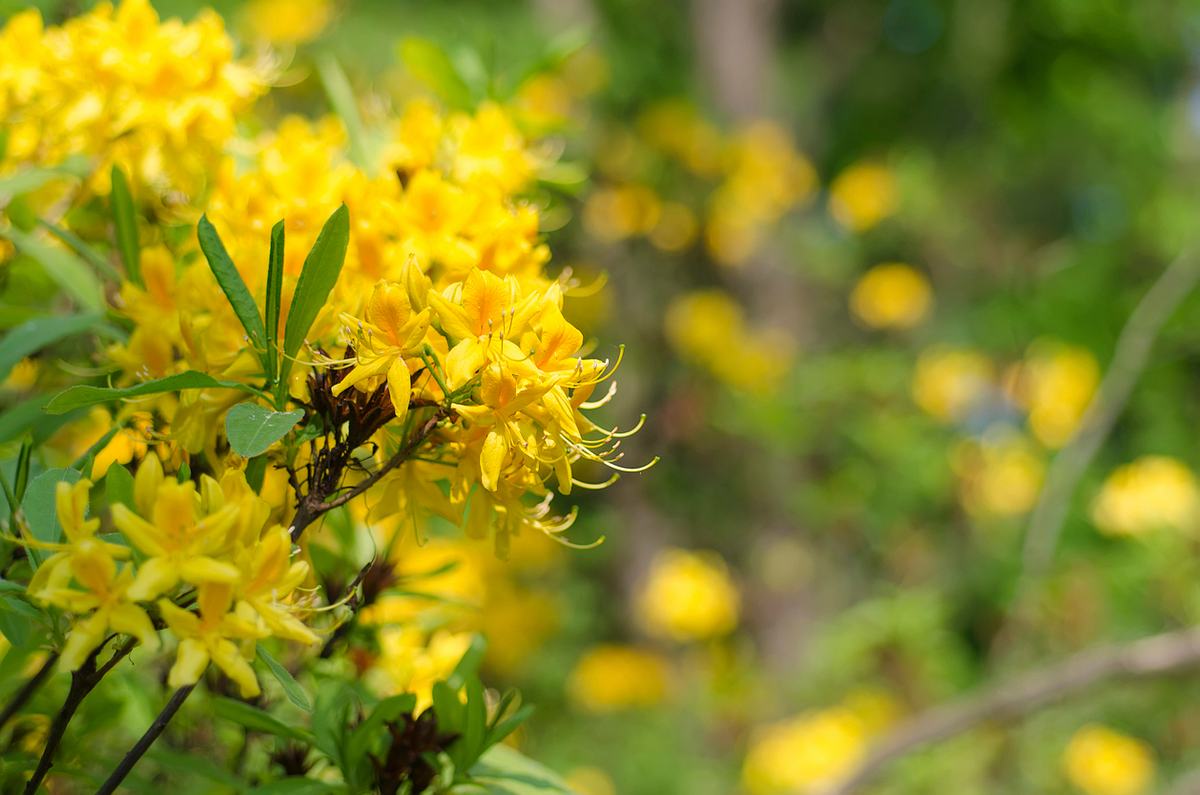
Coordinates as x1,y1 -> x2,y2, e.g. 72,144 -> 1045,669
28,458 -> 314,696
0,0 -> 263,202
1063,724 -> 1155,795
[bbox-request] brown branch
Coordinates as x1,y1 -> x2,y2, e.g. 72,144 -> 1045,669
94,684 -> 195,795
289,407 -> 451,542
827,627 -> 1200,795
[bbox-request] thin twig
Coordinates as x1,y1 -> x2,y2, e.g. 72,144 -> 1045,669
827,626 -> 1200,795
1020,250 -> 1200,580
94,684 -> 195,795
0,652 -> 59,731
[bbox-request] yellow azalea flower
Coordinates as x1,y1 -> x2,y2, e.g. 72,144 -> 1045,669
1091,456 -> 1200,537
911,346 -> 994,423
951,431 -> 1044,517
373,627 -> 472,711
235,525 -> 318,645
1012,342 -> 1100,448
333,280 -> 432,419
450,102 -> 537,194
242,0 -> 332,44
566,645 -> 670,713
636,548 -> 739,642
1063,725 -> 1155,795
849,262 -> 933,330
742,707 -> 867,795
110,456 -> 242,601
48,562 -> 159,673
159,583 -> 266,697
28,480 -> 131,599
829,161 -> 898,232
3,358 -> 39,391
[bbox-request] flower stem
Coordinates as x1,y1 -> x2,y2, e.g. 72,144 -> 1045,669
94,684 -> 195,795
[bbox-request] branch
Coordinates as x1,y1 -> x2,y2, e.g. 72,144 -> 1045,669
827,627 -> 1200,795
1019,250 -> 1200,580
94,684 -> 195,795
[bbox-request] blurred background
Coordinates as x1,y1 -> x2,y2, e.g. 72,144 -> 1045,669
10,0 -> 1200,793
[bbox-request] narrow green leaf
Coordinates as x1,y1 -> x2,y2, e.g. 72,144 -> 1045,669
0,313 -> 103,382
212,697 -> 314,743
39,220 -> 122,282
13,438 -> 32,502
22,468 -> 82,566
278,205 -> 349,392
226,403 -> 304,458
458,675 -> 488,770
146,747 -> 245,788
256,645 -> 312,712
110,165 -> 141,286
265,220 -> 285,386
104,462 -> 135,510
449,634 -> 488,688
0,397 -> 50,444
245,455 -> 269,493
0,156 -> 89,199
45,371 -> 260,414
316,55 -> 373,171
197,214 -> 267,357
1,227 -> 104,311
397,37 -> 472,109
247,779 -> 341,795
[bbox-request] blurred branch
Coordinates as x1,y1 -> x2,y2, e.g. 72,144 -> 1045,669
1020,249 -> 1200,579
828,626 -> 1200,795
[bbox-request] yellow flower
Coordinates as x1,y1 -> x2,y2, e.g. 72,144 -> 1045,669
3,358 -> 39,391
742,707 -> 866,795
636,548 -> 739,642
564,767 -> 617,795
235,525 -> 318,645
110,456 -> 242,601
664,290 -> 794,392
952,431 -> 1044,517
374,628 -> 472,710
333,280 -> 432,420
566,645 -> 670,712
829,161 -> 898,232
912,347 -> 994,423
1063,725 -> 1154,795
583,184 -> 662,242
1091,456 -> 1200,536
849,263 -> 933,330
1013,342 -> 1100,448
28,479 -> 132,603
242,0 -> 332,44
159,583 -> 266,697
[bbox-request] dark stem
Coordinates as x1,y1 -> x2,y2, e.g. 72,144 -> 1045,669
23,639 -> 135,794
0,652 -> 59,731
94,684 -> 195,795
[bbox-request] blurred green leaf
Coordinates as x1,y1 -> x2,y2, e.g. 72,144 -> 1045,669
39,220 -> 122,283
45,371 -> 261,414
110,165 -> 141,287
0,156 -> 89,199
316,56 -> 374,171
212,697 -> 314,743
398,37 -> 473,109
1,227 -> 104,311
104,461 -> 134,511
0,312 -> 104,382
21,467 -> 82,566
467,745 -> 573,795
256,645 -> 312,713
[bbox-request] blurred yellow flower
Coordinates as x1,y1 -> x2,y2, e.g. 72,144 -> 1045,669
583,183 -> 662,242
912,347 -> 994,423
1091,456 -> 1200,537
636,548 -> 739,642
3,358 -> 39,391
829,161 -> 898,232
242,0 -> 332,44
649,201 -> 699,253
1014,342 -> 1100,448
952,431 -> 1044,517
565,767 -> 617,795
374,628 -> 473,711
1063,725 -> 1154,795
742,707 -> 866,795
849,262 -> 933,330
567,644 -> 670,713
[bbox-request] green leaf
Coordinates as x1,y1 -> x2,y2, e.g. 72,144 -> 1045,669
265,220 -> 285,386
246,455 -> 269,493
104,462 -> 135,510
198,214 -> 267,358
345,693 -> 416,770
40,220 -> 122,282
449,634 -> 488,689
316,56 -> 374,171
467,745 -> 574,795
278,205 -> 349,393
0,156 -> 89,199
226,403 -> 304,458
0,313 -> 104,382
0,397 -> 51,444
45,371 -> 260,414
398,37 -> 473,109
1,227 -> 104,311
247,779 -> 342,795
0,595 -> 41,648
22,468 -> 82,566
212,697 -> 314,743
110,165 -> 141,287
146,747 -> 244,788
257,645 -> 312,712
